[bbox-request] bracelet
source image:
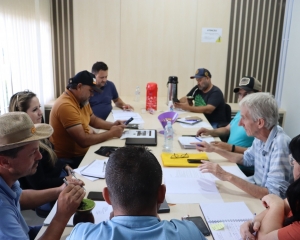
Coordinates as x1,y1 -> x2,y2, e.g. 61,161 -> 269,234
231,145 -> 235,152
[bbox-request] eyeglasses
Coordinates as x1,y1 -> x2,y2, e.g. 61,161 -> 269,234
14,90 -> 30,109
289,154 -> 295,166
170,153 -> 189,159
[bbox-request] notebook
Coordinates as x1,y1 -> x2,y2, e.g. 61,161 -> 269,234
200,202 -> 253,240
176,118 -> 202,125
161,152 -> 208,167
178,136 -> 215,149
80,159 -> 107,178
125,130 -> 157,146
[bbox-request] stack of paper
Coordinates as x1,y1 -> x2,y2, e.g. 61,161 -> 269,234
80,159 -> 107,178
178,136 -> 214,149
112,110 -> 144,124
44,201 -> 112,226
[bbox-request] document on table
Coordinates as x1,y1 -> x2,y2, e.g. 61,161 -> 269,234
178,136 -> 215,148
163,168 -> 223,203
80,159 -> 108,178
44,201 -> 113,226
200,202 -> 253,240
112,110 -> 144,124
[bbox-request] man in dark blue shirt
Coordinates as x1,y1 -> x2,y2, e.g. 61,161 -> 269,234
174,68 -> 226,128
89,62 -> 134,120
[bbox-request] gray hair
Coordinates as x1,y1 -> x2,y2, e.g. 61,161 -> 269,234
239,92 -> 278,130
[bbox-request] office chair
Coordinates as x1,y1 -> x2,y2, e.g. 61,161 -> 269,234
217,103 -> 232,142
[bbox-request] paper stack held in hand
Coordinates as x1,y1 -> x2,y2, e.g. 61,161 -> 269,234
178,136 -> 214,149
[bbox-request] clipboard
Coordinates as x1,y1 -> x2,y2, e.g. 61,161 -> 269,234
125,129 -> 157,146
80,159 -> 107,178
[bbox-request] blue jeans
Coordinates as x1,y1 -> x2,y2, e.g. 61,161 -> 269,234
59,156 -> 84,169
28,225 -> 42,240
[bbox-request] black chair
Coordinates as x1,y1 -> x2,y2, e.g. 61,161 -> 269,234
217,103 -> 232,142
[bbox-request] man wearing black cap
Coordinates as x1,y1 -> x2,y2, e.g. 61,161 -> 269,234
196,76 -> 262,176
174,68 -> 226,128
50,70 -> 126,168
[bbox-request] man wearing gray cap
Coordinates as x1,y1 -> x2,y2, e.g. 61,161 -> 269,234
174,68 -> 226,128
0,112 -> 85,240
197,76 -> 262,176
50,70 -> 126,169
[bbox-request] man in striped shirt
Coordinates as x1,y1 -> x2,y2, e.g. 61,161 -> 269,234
196,92 -> 293,199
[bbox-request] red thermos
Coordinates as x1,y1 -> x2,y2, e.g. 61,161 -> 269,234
146,82 -> 158,111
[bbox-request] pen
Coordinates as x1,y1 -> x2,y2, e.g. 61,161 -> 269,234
63,178 -> 68,186
195,137 -> 203,142
103,161 -> 106,172
70,171 -> 86,191
252,213 -> 257,236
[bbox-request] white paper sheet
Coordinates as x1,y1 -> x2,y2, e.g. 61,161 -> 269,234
178,136 -> 215,148
80,159 -> 108,178
44,201 -> 112,226
112,110 -> 144,124
73,166 -> 99,181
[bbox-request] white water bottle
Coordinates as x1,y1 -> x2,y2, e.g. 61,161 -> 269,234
164,120 -> 173,152
168,100 -> 174,111
134,86 -> 140,102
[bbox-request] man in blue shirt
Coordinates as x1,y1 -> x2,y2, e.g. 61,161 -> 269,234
0,112 -> 85,240
89,62 -> 134,120
197,76 -> 262,176
67,146 -> 207,240
196,93 -> 293,199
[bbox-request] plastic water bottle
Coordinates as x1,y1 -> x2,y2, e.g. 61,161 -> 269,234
168,100 -> 174,112
134,86 -> 140,102
164,120 -> 173,152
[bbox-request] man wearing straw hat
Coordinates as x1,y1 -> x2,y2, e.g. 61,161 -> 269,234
0,112 -> 85,240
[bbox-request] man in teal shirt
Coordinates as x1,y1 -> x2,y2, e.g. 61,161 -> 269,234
197,76 -> 262,176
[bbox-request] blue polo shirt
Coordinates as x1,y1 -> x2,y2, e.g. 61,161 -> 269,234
67,216 -> 207,240
89,80 -> 119,120
0,177 -> 29,239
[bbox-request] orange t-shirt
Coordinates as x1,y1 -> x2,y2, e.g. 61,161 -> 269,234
50,90 -> 92,158
278,211 -> 300,240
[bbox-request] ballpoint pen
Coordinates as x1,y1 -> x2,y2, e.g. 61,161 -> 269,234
195,137 -> 203,142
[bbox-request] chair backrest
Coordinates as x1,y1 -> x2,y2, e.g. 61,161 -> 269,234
225,103 -> 232,123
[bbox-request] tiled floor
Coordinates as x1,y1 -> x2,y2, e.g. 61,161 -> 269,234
21,210 -> 45,226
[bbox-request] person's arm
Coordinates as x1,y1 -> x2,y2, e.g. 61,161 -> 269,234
174,101 -> 216,114
210,141 -> 248,154
66,123 -> 124,148
113,97 -> 134,111
38,184 -> 85,240
195,141 -> 244,164
256,194 -> 285,240
196,124 -> 230,138
199,162 -> 269,198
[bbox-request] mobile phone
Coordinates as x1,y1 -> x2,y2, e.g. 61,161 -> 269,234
157,199 -> 170,213
94,146 -> 119,157
87,191 -> 105,201
124,117 -> 134,125
184,216 -> 210,236
187,159 -> 202,163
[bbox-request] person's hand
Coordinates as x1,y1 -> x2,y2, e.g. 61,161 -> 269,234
196,128 -> 212,137
62,176 -> 85,189
210,141 -> 232,152
65,165 -> 73,176
198,162 -> 230,181
56,184 -> 85,220
122,104 -> 134,111
261,194 -> 283,208
240,220 -> 260,240
113,120 -> 126,127
109,125 -> 124,138
194,141 -> 216,153
174,101 -> 190,111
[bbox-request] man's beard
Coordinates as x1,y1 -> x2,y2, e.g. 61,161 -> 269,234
80,100 -> 89,108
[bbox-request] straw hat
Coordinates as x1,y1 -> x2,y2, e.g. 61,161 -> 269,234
0,112 -> 53,152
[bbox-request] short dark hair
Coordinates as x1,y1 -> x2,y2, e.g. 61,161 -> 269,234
289,134 -> 300,165
91,62 -> 108,74
105,146 -> 162,213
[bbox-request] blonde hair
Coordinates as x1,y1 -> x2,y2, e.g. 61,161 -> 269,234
9,90 -> 57,166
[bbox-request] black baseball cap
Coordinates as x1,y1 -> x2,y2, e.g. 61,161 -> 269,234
68,71 -> 101,93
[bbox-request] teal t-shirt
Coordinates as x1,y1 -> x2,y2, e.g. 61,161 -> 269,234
227,111 -> 254,147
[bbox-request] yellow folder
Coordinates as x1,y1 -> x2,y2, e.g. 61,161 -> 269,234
161,152 -> 209,167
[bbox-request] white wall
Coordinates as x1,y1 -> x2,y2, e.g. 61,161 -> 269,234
280,0 -> 300,138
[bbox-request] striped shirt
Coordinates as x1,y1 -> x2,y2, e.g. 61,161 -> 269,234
243,125 -> 293,199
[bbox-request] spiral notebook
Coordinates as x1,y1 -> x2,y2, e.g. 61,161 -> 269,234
200,202 -> 253,240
